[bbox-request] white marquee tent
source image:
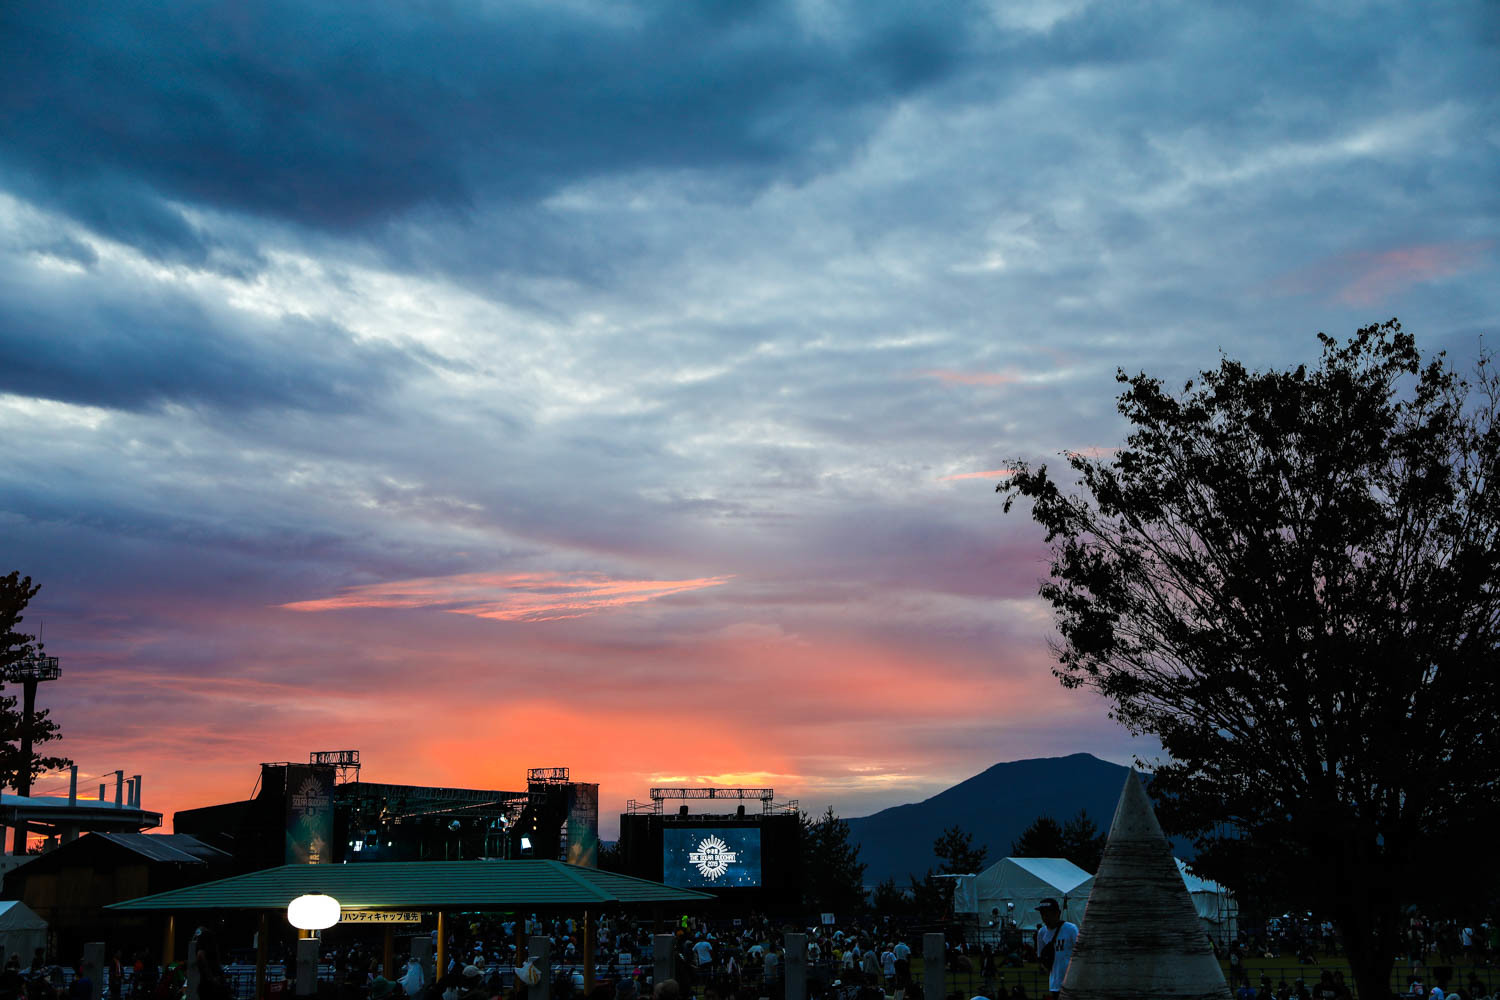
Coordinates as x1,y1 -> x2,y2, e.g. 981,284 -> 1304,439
953,856 -> 1237,946
0,900 -> 47,966
953,857 -> 1095,928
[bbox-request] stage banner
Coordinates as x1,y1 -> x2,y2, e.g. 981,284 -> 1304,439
285,764 -> 335,864
565,782 -> 600,867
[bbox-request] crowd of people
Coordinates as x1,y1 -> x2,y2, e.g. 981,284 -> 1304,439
10,905 -> 1498,1000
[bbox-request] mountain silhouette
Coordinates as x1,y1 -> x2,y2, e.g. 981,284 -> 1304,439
845,753 -> 1186,883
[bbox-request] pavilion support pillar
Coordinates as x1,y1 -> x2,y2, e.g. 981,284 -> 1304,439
163,915 -> 177,968
436,911 -> 447,983
582,911 -> 594,995
255,913 -> 269,1000
384,928 -> 394,980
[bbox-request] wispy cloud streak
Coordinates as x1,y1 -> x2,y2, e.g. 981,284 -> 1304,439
282,571 -> 732,622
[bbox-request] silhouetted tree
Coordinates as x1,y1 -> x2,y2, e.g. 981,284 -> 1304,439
1060,809 -> 1107,873
801,806 -> 867,914
906,868 -> 950,920
934,824 -> 989,874
0,572 -> 69,792
871,876 -> 913,916
1010,815 -> 1065,858
1000,322 -> 1500,1000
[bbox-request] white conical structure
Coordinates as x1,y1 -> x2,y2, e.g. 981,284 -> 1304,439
1060,771 -> 1230,1000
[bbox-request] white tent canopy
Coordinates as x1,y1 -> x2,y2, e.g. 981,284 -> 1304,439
954,857 -> 1095,928
1176,858 -> 1239,948
0,900 -> 47,967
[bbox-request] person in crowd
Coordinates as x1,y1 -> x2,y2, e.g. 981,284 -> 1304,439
194,929 -> 229,1000
400,957 -> 425,999
1033,900 -> 1077,1000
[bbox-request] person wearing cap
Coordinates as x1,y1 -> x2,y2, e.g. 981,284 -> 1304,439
1034,898 -> 1078,1000
456,965 -> 486,1000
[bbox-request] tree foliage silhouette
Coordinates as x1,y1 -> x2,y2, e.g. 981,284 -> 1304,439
1010,815 -> 1065,858
934,824 -> 988,874
1060,809 -> 1107,873
1000,321 -> 1500,1000
801,806 -> 867,913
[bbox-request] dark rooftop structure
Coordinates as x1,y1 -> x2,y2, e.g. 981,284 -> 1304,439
108,859 -> 713,911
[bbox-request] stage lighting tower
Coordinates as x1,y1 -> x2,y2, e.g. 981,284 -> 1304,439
5,650 -> 61,855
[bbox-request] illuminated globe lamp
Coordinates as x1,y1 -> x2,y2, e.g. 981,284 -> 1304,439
287,894 -> 341,935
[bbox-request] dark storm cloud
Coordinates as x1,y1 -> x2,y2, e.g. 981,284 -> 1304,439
0,0 -> 983,256
0,268 -> 422,413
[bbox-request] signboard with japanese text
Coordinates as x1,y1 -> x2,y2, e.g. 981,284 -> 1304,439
340,911 -> 423,925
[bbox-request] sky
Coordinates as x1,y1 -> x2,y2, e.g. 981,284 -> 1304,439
1,0 -> 1497,840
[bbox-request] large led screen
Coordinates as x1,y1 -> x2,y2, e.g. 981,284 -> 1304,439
663,827 -> 762,888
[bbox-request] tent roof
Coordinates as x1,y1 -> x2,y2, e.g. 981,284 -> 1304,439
0,901 -> 47,931
107,861 -> 713,912
1175,857 -> 1229,896
981,857 -> 1093,894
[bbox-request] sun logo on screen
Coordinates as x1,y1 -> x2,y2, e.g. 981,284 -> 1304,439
688,835 -> 738,880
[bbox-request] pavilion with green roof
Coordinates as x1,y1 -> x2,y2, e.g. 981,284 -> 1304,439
109,860 -> 712,998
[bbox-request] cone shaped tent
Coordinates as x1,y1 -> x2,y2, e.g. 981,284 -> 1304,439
1060,771 -> 1230,1000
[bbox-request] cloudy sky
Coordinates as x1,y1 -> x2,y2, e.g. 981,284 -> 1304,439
2,0 -> 1496,837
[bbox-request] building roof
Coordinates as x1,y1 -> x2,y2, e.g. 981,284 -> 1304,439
108,860 -> 714,911
93,833 -> 230,864
0,794 -> 162,832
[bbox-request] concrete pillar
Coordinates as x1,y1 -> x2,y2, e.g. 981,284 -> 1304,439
82,942 -> 105,1000
783,934 -> 807,1000
185,929 -> 202,1000
295,937 -> 320,997
528,936 -> 551,1000
132,775 -> 143,808
255,913 -> 269,1000
114,771 -> 124,807
653,934 -> 675,988
582,910 -> 594,995
922,934 -> 944,1000
68,767 -> 78,807
410,934 -> 434,987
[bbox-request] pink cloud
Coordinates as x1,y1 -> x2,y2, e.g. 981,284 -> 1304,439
281,570 -> 732,622
1337,242 -> 1491,305
1273,240 -> 1492,306
919,369 -> 1020,386
938,468 -> 1016,481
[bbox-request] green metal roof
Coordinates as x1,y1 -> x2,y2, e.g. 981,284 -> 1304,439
107,860 -> 713,911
